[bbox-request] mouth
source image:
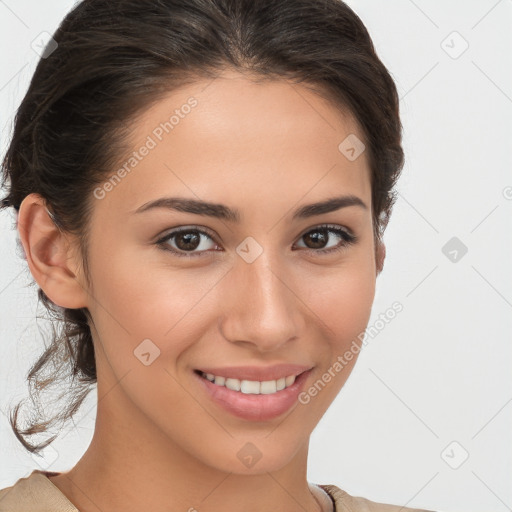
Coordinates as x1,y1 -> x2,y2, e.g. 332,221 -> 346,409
193,362 -> 313,385
193,368 -> 308,395
193,367 -> 313,422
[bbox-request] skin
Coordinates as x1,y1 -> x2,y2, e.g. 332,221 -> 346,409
18,68 -> 385,512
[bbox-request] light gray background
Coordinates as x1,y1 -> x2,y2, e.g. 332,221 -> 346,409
0,1 -> 511,511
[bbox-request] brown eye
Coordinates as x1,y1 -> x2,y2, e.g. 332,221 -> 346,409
175,231 -> 201,251
303,230 -> 329,249
155,224 -> 357,259
295,225 -> 357,254
156,227 -> 219,257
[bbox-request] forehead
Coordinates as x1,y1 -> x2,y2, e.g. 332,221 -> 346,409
98,70 -> 372,218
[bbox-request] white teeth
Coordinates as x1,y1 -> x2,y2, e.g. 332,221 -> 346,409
201,372 -> 298,394
276,377 -> 286,391
225,378 -> 241,392
285,375 -> 296,387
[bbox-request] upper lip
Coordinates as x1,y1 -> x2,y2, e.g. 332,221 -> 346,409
195,364 -> 313,382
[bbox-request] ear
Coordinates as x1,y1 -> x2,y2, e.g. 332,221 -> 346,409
375,240 -> 386,275
17,193 -> 89,309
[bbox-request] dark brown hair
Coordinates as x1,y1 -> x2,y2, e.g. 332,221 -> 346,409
0,0 -> 404,453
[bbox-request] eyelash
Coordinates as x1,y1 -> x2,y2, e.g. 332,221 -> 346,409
155,224 -> 357,259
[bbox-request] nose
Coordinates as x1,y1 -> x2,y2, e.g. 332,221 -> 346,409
218,247 -> 304,352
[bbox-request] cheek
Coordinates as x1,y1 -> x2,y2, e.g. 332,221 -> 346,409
85,249 -> 206,422
325,271 -> 375,340
302,254 -> 376,342
296,266 -> 375,408
86,243 -> 220,368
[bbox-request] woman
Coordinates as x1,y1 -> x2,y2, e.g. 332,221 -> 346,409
0,0 -> 435,510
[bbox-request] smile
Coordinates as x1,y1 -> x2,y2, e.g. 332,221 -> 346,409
197,370 -> 300,395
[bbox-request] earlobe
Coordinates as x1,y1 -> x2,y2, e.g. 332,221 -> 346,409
376,241 -> 386,275
17,193 -> 89,309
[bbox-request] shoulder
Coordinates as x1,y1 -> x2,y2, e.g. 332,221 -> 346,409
0,470 -> 77,512
1,472 -> 440,512
318,483 -> 438,512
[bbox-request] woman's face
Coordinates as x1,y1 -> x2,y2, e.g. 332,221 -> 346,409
80,69 -> 383,473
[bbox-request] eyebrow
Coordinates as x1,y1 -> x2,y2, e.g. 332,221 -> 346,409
133,194 -> 367,222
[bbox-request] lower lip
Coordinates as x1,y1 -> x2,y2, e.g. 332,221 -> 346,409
194,369 -> 312,422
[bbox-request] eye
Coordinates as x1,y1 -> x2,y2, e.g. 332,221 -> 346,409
155,224 -> 357,258
155,227 -> 219,258
294,224 -> 357,254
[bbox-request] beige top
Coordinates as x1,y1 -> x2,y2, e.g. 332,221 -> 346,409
0,470 -> 436,512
